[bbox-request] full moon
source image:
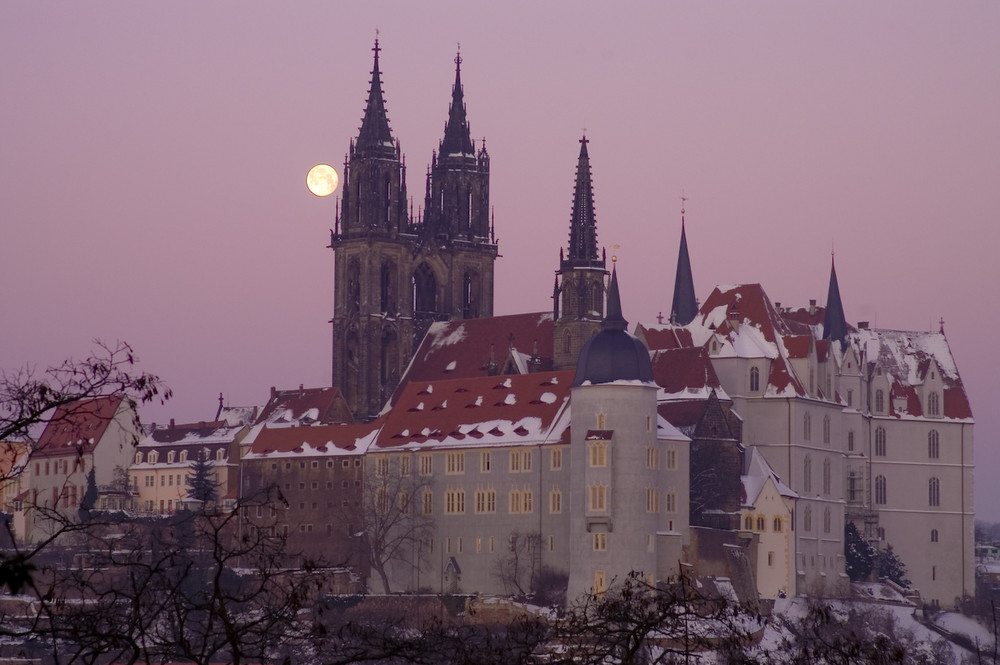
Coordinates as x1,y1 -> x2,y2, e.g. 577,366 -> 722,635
306,164 -> 339,197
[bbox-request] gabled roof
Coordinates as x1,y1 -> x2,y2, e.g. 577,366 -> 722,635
34,395 -> 125,458
390,312 -> 555,406
853,328 -> 972,420
255,386 -> 353,427
376,372 -> 573,451
742,446 -> 796,507
246,420 -> 382,458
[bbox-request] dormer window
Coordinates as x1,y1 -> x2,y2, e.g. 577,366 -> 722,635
148,451 -> 158,464
216,448 -> 225,462
179,450 -> 188,463
167,451 -> 175,464
135,452 -> 143,465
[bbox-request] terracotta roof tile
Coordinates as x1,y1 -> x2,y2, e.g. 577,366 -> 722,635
35,395 -> 125,458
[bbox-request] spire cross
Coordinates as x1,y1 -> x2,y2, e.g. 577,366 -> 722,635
580,132 -> 589,146
455,42 -> 462,67
680,192 -> 687,216
373,30 -> 381,57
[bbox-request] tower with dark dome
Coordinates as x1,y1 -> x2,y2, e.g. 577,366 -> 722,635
568,266 -> 686,599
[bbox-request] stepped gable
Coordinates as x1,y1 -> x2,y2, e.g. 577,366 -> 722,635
255,386 -> 353,426
853,328 -> 972,420
389,312 -> 555,406
34,395 -> 124,456
376,371 -> 574,451
650,347 -> 724,399
245,420 -> 382,457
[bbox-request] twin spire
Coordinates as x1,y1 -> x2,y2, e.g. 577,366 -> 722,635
356,39 -> 395,157
439,49 -> 476,157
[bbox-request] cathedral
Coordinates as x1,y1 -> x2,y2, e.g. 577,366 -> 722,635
316,42 -> 974,605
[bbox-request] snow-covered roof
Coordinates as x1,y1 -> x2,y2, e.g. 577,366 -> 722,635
34,395 -> 126,458
742,446 -> 797,506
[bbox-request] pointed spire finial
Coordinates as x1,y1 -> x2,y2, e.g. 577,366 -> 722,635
670,203 -> 698,326
822,253 -> 848,346
565,136 -> 600,265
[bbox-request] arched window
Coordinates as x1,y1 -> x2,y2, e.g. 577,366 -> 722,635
412,263 -> 437,314
462,270 -> 480,318
875,475 -> 887,505
167,451 -> 175,464
135,452 -> 144,465
749,366 -> 760,393
756,516 -> 766,531
822,458 -> 831,495
773,517 -> 782,532
803,412 -> 811,441
874,427 -> 886,457
928,430 -> 940,459
216,448 -> 225,462
380,261 -> 397,315
823,507 -> 831,533
930,529 -> 939,543
179,450 -> 188,463
929,477 -> 940,507
875,389 -> 885,413
927,392 -> 940,417
149,451 -> 158,464
804,506 -> 812,532
823,415 -> 831,444
744,516 -> 753,531
803,456 -> 812,493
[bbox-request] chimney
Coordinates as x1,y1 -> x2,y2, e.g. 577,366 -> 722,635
169,418 -> 175,429
809,299 -> 817,315
270,386 -> 276,398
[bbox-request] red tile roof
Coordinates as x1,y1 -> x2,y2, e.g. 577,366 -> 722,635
248,420 -> 382,456
650,347 -> 722,395
377,371 -> 573,450
390,312 -> 555,407
255,386 -> 352,426
34,395 -> 125,458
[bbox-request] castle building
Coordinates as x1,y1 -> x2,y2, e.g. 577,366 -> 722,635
330,42 -> 497,420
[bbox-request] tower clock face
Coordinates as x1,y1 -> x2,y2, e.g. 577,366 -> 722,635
307,164 -> 339,197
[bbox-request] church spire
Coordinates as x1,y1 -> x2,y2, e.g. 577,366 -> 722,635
564,136 -> 600,268
822,253 -> 848,345
439,47 -> 475,156
670,206 -> 698,326
356,38 -> 395,156
604,264 -> 628,332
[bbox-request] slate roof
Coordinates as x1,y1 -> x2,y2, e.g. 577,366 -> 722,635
742,446 -> 797,507
390,312 -> 555,407
34,395 -> 125,458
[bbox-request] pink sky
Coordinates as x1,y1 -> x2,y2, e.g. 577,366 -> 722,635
2,3 -> 998,518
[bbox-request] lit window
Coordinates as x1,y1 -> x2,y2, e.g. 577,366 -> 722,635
550,447 -> 562,470
589,442 -> 608,467
646,487 -> 659,513
549,488 -> 562,514
589,484 -> 607,512
446,452 -> 465,475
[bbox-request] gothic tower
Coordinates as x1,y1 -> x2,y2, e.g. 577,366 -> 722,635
331,42 -> 497,420
553,136 -> 607,370
670,207 -> 698,326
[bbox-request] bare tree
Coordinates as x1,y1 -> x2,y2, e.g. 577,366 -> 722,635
491,530 -> 541,597
358,459 -> 434,593
0,339 -> 170,448
0,487 -> 335,665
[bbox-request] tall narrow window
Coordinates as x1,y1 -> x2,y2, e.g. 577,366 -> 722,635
927,392 -> 940,417
848,430 -> 855,452
822,458 -> 831,495
875,475 -> 887,505
803,456 -> 812,493
875,389 -> 885,414
931,529 -> 939,543
803,413 -> 811,441
749,366 -> 760,392
822,415 -> 831,444
928,430 -> 940,459
874,427 -> 886,457
929,477 -> 940,507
